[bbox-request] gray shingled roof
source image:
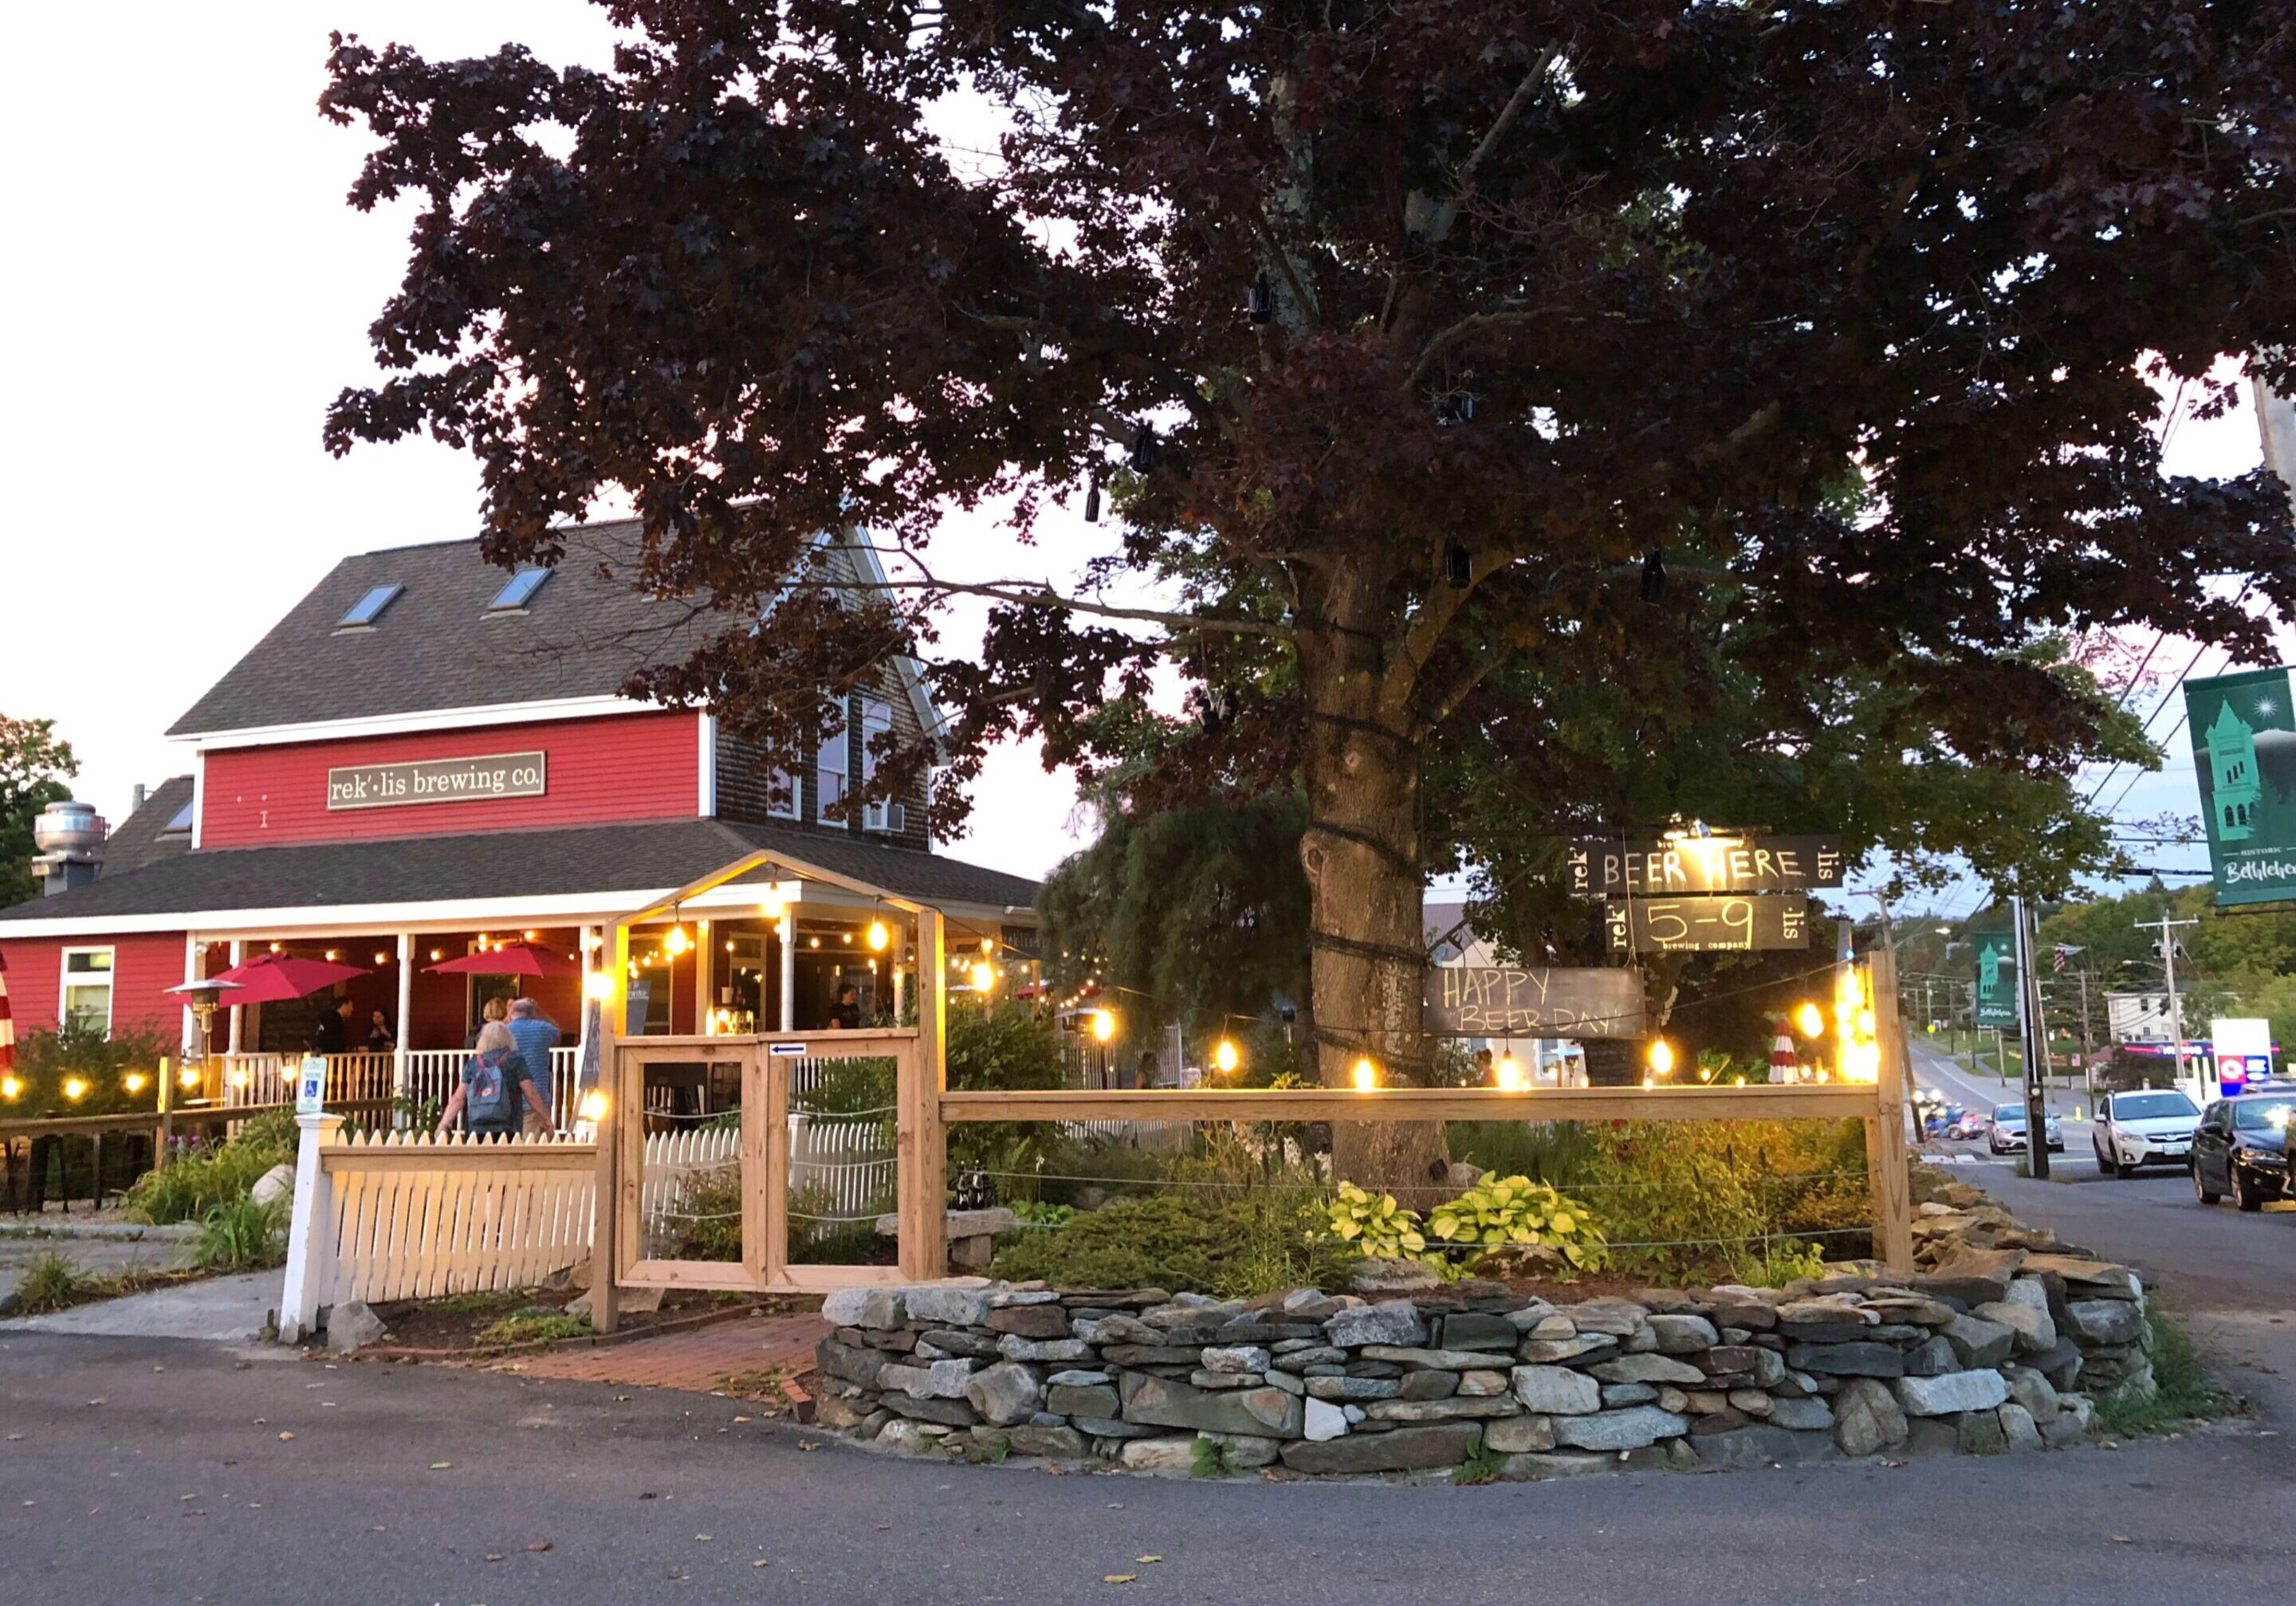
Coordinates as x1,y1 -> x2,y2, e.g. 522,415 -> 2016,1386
103,776 -> 195,877
0,817 -> 1039,925
167,522 -> 721,736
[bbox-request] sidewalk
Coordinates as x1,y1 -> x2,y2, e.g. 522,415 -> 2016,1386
0,1269 -> 281,1343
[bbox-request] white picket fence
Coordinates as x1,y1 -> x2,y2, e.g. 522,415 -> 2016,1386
1059,1117 -> 1192,1152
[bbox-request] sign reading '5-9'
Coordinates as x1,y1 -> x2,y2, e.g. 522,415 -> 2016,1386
327,751 -> 548,811
1606,894 -> 1809,954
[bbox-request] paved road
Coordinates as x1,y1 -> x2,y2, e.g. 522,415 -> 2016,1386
0,1331 -> 2290,1606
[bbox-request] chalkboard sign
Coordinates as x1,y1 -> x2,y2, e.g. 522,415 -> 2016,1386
1605,894 -> 1810,953
1568,835 -> 1842,897
1421,965 -> 1646,1039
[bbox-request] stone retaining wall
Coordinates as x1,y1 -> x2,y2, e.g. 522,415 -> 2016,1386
812,1180 -> 2150,1478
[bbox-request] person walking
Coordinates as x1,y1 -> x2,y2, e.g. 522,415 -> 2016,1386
435,1021 -> 550,1140
504,996 -> 561,1135
465,994 -> 509,1050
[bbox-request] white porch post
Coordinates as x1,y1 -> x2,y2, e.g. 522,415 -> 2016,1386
225,940 -> 246,1055
180,934 -> 203,1056
695,918 -> 714,1034
577,924 -> 596,1062
778,906 -> 796,1031
392,933 -> 415,1108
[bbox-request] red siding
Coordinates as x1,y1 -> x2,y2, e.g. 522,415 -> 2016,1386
0,933 -> 188,1041
200,712 -> 700,846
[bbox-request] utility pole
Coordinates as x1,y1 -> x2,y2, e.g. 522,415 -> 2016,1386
2137,913 -> 2201,1108
2075,968 -> 2094,1105
2014,895 -> 2050,1179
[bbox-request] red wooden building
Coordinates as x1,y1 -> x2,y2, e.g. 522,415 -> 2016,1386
0,522 -> 1040,1116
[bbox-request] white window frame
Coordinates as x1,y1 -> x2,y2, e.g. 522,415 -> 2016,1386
816,697 -> 849,823
768,760 -> 801,820
859,697 -> 894,830
59,946 -> 116,1035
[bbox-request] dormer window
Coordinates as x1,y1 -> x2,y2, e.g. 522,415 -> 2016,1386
489,567 -> 552,611
337,584 -> 403,629
162,799 -> 192,835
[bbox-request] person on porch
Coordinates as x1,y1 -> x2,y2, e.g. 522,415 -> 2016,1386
434,1021 -> 551,1140
504,996 -> 560,1134
311,995 -> 356,1054
365,1009 -> 395,1054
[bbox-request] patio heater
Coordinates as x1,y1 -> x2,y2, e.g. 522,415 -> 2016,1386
162,977 -> 245,1096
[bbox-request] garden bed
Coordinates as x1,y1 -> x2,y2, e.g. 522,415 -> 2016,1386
351,1287 -> 818,1359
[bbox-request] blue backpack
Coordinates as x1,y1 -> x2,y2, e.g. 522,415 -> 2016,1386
464,1050 -> 516,1129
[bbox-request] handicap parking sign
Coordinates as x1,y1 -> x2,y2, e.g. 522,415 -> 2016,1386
296,1055 -> 327,1116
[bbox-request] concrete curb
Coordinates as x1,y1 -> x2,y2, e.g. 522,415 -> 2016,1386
0,1221 -> 199,1243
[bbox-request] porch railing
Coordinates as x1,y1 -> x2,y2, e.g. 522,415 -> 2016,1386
213,1048 -> 584,1127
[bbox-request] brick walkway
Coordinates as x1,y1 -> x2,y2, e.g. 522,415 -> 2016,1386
484,1312 -> 828,1414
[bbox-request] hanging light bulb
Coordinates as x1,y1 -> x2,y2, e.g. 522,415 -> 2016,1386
1213,1039 -> 1240,1075
1090,1008 -> 1116,1043
1352,1057 -> 1378,1092
0,1075 -> 20,1101
973,962 -> 997,993
178,1065 -> 202,1090
1646,1039 -> 1677,1078
124,1071 -> 150,1095
62,1077 -> 90,1102
1496,1054 -> 1527,1092
664,925 -> 690,956
867,920 -> 890,952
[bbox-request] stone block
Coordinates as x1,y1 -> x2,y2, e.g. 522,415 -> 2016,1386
2003,1366 -> 2060,1425
1648,1313 -> 1720,1353
997,1334 -> 1095,1364
1119,1435 -> 1203,1472
325,1300 -> 387,1354
1498,1451 -> 1619,1481
1484,1414 -> 1557,1453
1689,1423 -> 1832,1470
2032,1337 -> 2084,1391
1955,1408 -> 2007,1455
1831,1376 -> 1907,1457
1272,1345 -> 1347,1371
1074,1417 -> 1159,1439
1942,1313 -> 2015,1369
1119,1372 -> 1304,1439
1360,1344 -> 1509,1370
881,1358 -> 981,1400
875,1419 -> 952,1455
882,1393 -> 981,1427
918,1329 -> 1001,1360
1727,1389 -> 1772,1418
1457,1370 -> 1510,1397
1202,1344 -> 1272,1374
986,1304 -> 1071,1340
1433,1312 -> 1520,1352
1397,1370 -> 1459,1401
1974,1298 -> 2057,1354
1006,1422 -> 1091,1458
1100,1344 -> 1209,1367
1766,1396 -> 1834,1432
1564,1298 -> 1651,1337
1279,1422 -> 1481,1474
1203,1431 -> 1282,1468
1696,1346 -> 1761,1378
1999,1403 -> 2043,1452
903,1286 -> 995,1328
1363,1396 -> 1522,1423
1590,1353 -> 1706,1385
1600,1384 -> 1657,1408
1264,1368 -> 1305,1396
1325,1299 -> 1427,1349
1303,1398 -> 1348,1442
1548,1406 -> 1689,1451
965,1361 -> 1044,1427
2066,1298 -> 2145,1348
1189,1370 -> 1265,1390
1786,1342 -> 1904,1378
1517,1334 -> 1618,1365
1893,1369 -> 2010,1417
1348,1258 -> 1445,1296
1914,1247 -> 2025,1307
822,1287 -> 907,1329
1305,1375 -> 1400,1401
1905,1336 -> 1958,1377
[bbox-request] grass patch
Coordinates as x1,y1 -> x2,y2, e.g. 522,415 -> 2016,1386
2093,1307 -> 2240,1438
473,1310 -> 592,1349
14,1250 -> 101,1314
1453,1440 -> 1508,1486
423,1289 -> 529,1318
1189,1435 -> 1238,1478
191,1196 -> 287,1272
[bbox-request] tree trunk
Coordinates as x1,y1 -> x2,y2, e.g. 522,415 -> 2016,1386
1298,600 -> 1451,1205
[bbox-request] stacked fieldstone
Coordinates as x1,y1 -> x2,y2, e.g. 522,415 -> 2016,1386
813,1227 -> 2148,1477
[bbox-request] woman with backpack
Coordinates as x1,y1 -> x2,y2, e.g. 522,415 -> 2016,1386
434,1020 -> 552,1139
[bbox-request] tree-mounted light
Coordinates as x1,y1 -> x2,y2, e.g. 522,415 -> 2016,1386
1443,543 -> 1472,588
1128,426 -> 1162,472
1248,270 -> 1273,324
1084,468 -> 1102,524
1641,548 -> 1667,603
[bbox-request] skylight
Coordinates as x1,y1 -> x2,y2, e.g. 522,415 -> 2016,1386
339,583 -> 403,628
489,567 -> 552,611
163,799 -> 192,834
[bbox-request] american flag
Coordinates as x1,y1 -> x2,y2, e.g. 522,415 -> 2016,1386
0,949 -> 14,1074
2052,944 -> 2083,973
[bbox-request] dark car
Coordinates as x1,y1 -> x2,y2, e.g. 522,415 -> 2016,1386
2191,1093 -> 2295,1211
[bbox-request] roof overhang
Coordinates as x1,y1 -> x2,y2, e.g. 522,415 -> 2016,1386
172,693 -> 647,750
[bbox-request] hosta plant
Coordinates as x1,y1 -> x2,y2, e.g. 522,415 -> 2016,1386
1327,1181 -> 1431,1263
1427,1175 -> 1608,1272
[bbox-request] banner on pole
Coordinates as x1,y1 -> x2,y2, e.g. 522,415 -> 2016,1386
1972,928 -> 2019,1030
2185,666 -> 2296,907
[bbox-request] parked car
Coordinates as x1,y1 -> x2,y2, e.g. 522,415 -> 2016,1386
2191,1093 -> 2295,1211
1989,1102 -> 2064,1155
2092,1087 -> 2202,1177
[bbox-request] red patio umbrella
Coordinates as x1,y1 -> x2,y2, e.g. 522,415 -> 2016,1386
0,950 -> 14,1074
207,951 -> 372,1004
425,941 -> 582,980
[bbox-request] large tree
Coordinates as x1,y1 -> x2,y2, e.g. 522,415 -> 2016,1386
0,717 -> 77,909
324,2 -> 2296,1184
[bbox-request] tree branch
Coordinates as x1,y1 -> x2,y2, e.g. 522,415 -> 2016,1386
1457,46 -> 1562,195
1406,305 -> 1575,387
828,546 -> 1297,640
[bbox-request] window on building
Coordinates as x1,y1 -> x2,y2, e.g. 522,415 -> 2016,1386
337,584 -> 403,628
61,948 -> 114,1035
163,799 -> 193,834
816,698 -> 849,822
769,761 -> 800,819
488,567 -> 552,611
859,697 -> 894,830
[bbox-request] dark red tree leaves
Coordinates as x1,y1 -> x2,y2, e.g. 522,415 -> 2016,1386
324,2 -> 2296,857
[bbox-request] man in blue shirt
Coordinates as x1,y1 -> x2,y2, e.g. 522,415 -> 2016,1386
505,996 -> 562,1133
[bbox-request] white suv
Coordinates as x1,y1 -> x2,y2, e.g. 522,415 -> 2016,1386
2093,1087 -> 2203,1177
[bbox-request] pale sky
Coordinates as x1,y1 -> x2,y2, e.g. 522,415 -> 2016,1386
0,3 -> 2280,903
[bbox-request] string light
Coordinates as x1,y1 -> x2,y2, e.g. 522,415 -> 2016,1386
124,1072 -> 149,1095
373,951 -> 389,965
585,972 -> 617,1000
1352,1057 -> 1378,1091
663,925 -> 690,956
1212,1039 -> 1240,1074
577,1089 -> 609,1123
430,949 -> 444,962
867,920 -> 890,951
1645,1039 -> 1677,1078
324,950 -> 340,962
178,1066 -> 202,1090
1496,1054 -> 1527,1092
0,1076 -> 19,1101
973,962 -> 998,992
1090,1009 -> 1115,1043
1794,1002 -> 1825,1039
61,1077 -> 89,1102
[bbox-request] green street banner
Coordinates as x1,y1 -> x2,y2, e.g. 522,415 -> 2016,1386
1972,928 -> 2019,1030
2187,666 -> 2296,907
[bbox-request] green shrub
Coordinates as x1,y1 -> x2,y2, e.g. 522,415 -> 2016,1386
1190,1435 -> 1237,1478
126,1116 -> 294,1226
1427,1175 -> 1607,1272
15,1250 -> 101,1314
661,1164 -> 741,1262
193,1196 -> 286,1271
989,1191 -> 1354,1296
474,1310 -> 592,1348
10,1023 -> 174,1117
2094,1308 -> 2239,1437
1446,1121 -> 1598,1190
1327,1182 -> 1433,1263
1585,1119 -> 1869,1281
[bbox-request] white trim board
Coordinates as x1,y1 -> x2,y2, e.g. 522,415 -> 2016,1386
171,693 -> 644,750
